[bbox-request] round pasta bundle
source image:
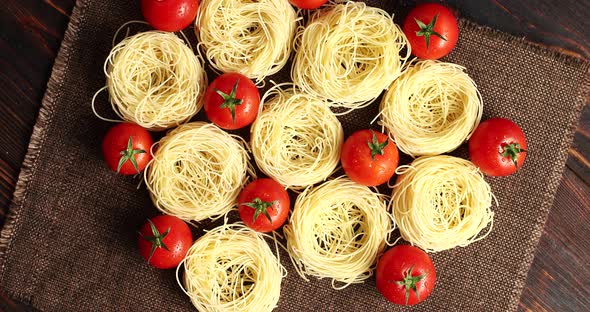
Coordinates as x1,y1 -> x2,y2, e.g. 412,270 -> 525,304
145,122 -> 252,222
380,60 -> 482,157
291,1 -> 410,110
195,0 -> 297,82
391,156 -> 495,252
283,177 -> 394,288
179,223 -> 284,312
101,31 -> 207,130
250,88 -> 343,189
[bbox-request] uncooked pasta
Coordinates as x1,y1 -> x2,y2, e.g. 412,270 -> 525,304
195,0 -> 298,83
94,31 -> 207,130
291,1 -> 410,110
145,122 -> 253,222
283,177 -> 394,288
391,155 -> 495,252
250,87 -> 343,189
178,223 -> 285,312
379,60 -> 482,157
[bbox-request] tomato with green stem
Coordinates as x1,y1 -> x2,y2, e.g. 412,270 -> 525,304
469,118 -> 527,176
203,73 -> 260,130
141,0 -> 199,32
403,3 -> 459,60
376,245 -> 436,306
138,215 -> 193,269
102,123 -> 153,175
237,178 -> 290,232
341,130 -> 399,186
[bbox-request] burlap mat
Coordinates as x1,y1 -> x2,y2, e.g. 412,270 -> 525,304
1,0 -> 588,311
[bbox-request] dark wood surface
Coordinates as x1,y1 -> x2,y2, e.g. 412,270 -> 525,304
0,0 -> 588,311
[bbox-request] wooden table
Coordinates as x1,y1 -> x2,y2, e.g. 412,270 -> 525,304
1,1 -> 588,311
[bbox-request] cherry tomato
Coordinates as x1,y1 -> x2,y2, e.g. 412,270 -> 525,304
203,73 -> 260,130
138,215 -> 193,269
403,3 -> 459,60
341,130 -> 399,186
237,178 -> 290,233
376,245 -> 436,306
141,0 -> 199,32
289,0 -> 328,10
469,118 -> 527,176
102,123 -> 153,175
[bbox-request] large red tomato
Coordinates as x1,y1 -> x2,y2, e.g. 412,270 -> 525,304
138,215 -> 193,269
341,130 -> 399,186
289,0 -> 328,10
376,245 -> 436,306
469,118 -> 527,176
102,123 -> 153,175
237,178 -> 290,233
403,3 -> 459,60
141,0 -> 199,32
204,73 -> 260,130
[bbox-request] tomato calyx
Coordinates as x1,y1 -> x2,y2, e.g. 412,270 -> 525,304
242,197 -> 277,224
215,80 -> 243,123
118,137 -> 147,174
500,142 -> 526,169
390,265 -> 426,305
368,131 -> 388,160
139,219 -> 171,264
415,14 -> 447,49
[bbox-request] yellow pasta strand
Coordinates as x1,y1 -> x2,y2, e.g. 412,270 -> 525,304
178,223 -> 285,312
391,156 -> 495,252
284,176 -> 394,288
292,1 -> 410,110
250,87 -> 343,189
145,122 -> 254,222
99,31 -> 207,130
195,0 -> 298,83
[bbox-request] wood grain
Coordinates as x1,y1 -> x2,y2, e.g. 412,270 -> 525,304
0,1 -> 588,311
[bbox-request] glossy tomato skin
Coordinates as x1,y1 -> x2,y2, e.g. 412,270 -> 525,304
403,3 -> 459,60
141,0 -> 199,32
341,130 -> 399,186
289,0 -> 328,10
101,123 -> 153,175
376,245 -> 436,306
469,118 -> 527,176
238,179 -> 290,233
204,73 -> 260,130
138,215 -> 193,269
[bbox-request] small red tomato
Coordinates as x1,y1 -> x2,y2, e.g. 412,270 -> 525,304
141,0 -> 199,32
376,245 -> 436,306
403,3 -> 459,60
102,123 -> 153,175
469,118 -> 527,176
138,215 -> 193,269
203,73 -> 260,130
237,178 -> 290,233
289,0 -> 328,10
341,130 -> 399,186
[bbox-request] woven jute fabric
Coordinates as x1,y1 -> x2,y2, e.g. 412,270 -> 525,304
1,0 -> 588,311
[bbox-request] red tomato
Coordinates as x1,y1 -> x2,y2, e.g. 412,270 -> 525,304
237,178 -> 290,233
141,0 -> 199,32
376,245 -> 436,306
403,3 -> 459,60
138,215 -> 193,269
341,130 -> 399,186
469,118 -> 527,176
289,0 -> 328,10
203,73 -> 260,130
102,123 -> 153,175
